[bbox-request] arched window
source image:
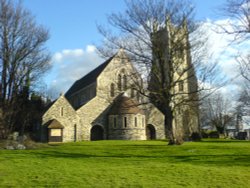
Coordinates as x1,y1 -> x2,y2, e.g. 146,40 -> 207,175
118,69 -> 128,91
131,84 -> 135,98
124,117 -> 127,128
113,116 -> 117,128
142,117 -> 145,127
123,75 -> 127,90
179,80 -> 184,92
110,83 -> 115,97
121,58 -> 125,64
131,88 -> 135,98
60,107 -> 64,116
74,124 -> 77,142
136,91 -> 140,102
118,74 -> 122,91
135,117 -> 137,127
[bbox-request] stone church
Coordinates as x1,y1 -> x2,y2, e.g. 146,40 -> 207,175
41,50 -> 166,142
41,21 -> 200,142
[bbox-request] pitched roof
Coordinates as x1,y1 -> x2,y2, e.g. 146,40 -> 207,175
47,119 -> 64,129
109,94 -> 145,115
65,56 -> 114,98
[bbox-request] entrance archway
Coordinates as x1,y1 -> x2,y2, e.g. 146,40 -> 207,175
146,124 -> 156,140
90,125 -> 104,141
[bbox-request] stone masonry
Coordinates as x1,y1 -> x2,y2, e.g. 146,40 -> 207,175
42,50 -> 166,142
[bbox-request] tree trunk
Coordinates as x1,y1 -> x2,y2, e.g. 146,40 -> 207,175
164,108 -> 184,145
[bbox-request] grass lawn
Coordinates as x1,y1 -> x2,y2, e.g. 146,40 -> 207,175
0,139 -> 250,188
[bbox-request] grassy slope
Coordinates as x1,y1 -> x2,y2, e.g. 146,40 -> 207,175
0,140 -> 250,188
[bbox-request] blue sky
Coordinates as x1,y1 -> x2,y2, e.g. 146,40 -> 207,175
22,0 -> 227,53
20,0 -> 236,98
22,0 -> 127,53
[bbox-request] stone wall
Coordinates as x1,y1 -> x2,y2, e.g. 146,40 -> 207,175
146,105 -> 166,139
42,51 -> 167,142
97,51 -> 140,101
42,95 -> 81,142
76,96 -> 111,140
108,114 -> 146,140
108,129 -> 146,140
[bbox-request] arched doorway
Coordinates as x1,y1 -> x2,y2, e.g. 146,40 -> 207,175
146,124 -> 156,140
90,125 -> 104,141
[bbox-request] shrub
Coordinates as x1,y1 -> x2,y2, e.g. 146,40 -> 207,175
191,132 -> 202,141
209,131 -> 219,138
201,131 -> 209,138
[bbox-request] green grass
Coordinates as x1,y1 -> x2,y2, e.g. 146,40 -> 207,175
0,139 -> 250,188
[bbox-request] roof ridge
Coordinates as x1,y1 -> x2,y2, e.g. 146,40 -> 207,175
65,55 -> 114,97
76,55 -> 114,82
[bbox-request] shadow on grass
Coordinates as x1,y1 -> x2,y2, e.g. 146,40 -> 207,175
200,139 -> 250,143
3,140 -> 250,167
28,149 -> 250,167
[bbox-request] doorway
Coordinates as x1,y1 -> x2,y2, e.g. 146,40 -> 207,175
90,125 -> 104,141
146,124 -> 156,140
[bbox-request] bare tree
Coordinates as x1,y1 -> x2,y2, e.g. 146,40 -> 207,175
237,54 -> 250,82
98,0 -> 219,145
219,0 -> 250,126
200,92 -> 235,134
220,0 -> 250,85
220,0 -> 250,39
0,0 -> 51,138
236,88 -> 250,129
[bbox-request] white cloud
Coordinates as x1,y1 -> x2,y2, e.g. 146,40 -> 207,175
46,19 -> 249,100
86,45 -> 96,53
46,45 -> 104,98
201,19 -> 248,77
53,52 -> 63,62
195,18 -> 250,102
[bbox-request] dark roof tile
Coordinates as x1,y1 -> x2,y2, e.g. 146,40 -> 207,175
65,56 -> 113,98
109,95 -> 144,115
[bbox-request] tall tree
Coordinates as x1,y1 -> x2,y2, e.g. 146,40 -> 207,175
220,0 -> 250,85
98,0 -> 218,145
237,54 -> 250,83
0,0 -> 51,138
200,92 -> 235,134
220,0 -> 250,127
236,88 -> 250,130
220,0 -> 250,39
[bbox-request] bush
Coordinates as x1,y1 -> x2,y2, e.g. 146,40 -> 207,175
209,131 -> 219,138
237,132 -> 247,140
201,131 -> 209,138
191,132 -> 202,141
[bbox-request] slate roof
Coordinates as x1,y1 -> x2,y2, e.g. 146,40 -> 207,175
109,94 -> 145,115
65,56 -> 114,98
47,119 -> 64,129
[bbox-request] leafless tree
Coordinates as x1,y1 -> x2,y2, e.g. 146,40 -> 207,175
237,54 -> 250,82
220,0 -> 250,86
200,92 -> 235,134
97,0 -> 219,145
220,0 -> 250,40
236,87 -> 250,128
0,0 -> 51,138
219,0 -> 250,126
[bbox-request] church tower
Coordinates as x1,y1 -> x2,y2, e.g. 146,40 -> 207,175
149,17 -> 199,140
